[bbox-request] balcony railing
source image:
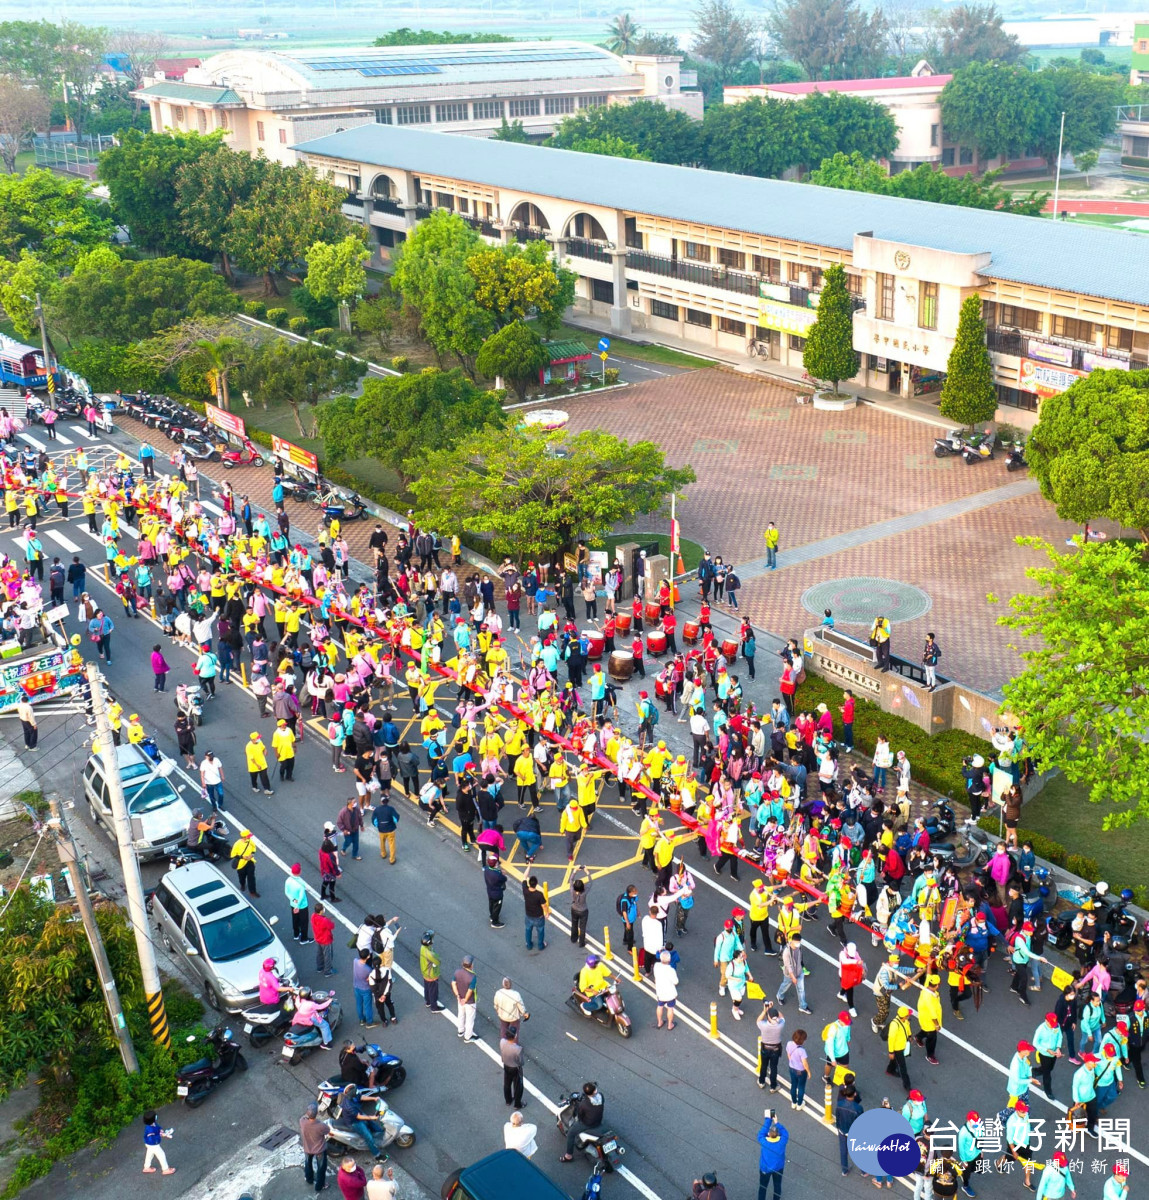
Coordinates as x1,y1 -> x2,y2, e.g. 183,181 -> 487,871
566,237 -> 612,263
987,326 -> 1147,372
371,196 -> 403,216
512,225 -> 549,243
625,250 -> 759,296
460,214 -> 500,238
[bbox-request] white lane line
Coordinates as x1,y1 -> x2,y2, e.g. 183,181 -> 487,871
19,432 -> 46,451
51,430 -> 74,445
200,499 -> 224,517
46,528 -> 82,554
75,427 -> 99,441
13,535 -> 27,553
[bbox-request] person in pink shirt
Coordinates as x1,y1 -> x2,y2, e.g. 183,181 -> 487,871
151,644 -> 171,692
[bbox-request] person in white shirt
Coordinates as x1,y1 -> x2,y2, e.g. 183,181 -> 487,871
653,950 -> 679,1031
503,1110 -> 538,1158
366,1162 -> 398,1200
640,906 -> 664,975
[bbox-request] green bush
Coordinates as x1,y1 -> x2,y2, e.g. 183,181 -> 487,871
324,464 -> 407,511
313,327 -> 335,344
332,333 -> 357,353
603,367 -> 620,385
795,673 -> 989,796
288,316 -> 309,335
243,299 -> 267,319
390,354 -> 409,373
291,282 -> 337,329
1066,852 -> 1101,881
266,307 -> 288,328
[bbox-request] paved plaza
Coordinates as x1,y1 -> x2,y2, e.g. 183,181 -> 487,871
563,369 -> 1087,695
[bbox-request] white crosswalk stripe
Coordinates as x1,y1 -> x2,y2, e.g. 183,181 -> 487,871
19,432 -> 46,451
200,499 -> 224,517
46,527 -> 82,553
51,429 -> 73,445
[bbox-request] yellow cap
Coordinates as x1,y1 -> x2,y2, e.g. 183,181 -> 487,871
249,732 -> 260,740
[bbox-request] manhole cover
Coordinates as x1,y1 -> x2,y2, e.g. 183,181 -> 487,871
259,1126 -> 297,1151
801,577 -> 932,625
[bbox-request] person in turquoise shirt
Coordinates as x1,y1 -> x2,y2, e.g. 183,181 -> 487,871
1033,1013 -> 1064,1100
1001,1102 -> 1034,1189
1100,1022 -> 1129,1068
956,1112 -> 981,1198
1079,994 -> 1104,1055
1071,1055 -> 1099,1134
823,1012 -> 852,1075
1035,1152 -> 1076,1200
1007,1041 -> 1035,1105
901,1089 -> 927,1135
1103,1164 -> 1129,1200
1010,925 -> 1045,1006
1094,1042 -> 1124,1110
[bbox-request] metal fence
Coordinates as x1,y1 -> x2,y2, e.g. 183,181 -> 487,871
33,134 -> 116,175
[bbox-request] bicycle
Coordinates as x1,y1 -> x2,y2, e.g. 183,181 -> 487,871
746,338 -> 771,359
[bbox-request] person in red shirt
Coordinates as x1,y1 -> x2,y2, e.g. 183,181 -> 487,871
661,609 -> 677,654
631,634 -> 645,679
310,901 -> 337,977
603,612 -> 616,654
632,593 -> 643,634
337,1157 -> 367,1200
657,579 -> 671,615
779,661 -> 796,717
840,689 -> 855,752
699,600 -> 711,632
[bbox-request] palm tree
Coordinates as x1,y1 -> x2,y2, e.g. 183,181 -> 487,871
195,336 -> 248,411
605,13 -> 640,54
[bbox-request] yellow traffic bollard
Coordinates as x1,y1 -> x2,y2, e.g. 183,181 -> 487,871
710,1002 -> 719,1039
631,947 -> 641,983
603,926 -> 612,961
241,661 -> 248,686
823,1078 -> 833,1124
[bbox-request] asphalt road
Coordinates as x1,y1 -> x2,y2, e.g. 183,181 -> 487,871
5,412 -> 1146,1200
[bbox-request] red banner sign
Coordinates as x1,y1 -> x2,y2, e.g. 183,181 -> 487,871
271,434 -> 319,474
205,403 -> 246,438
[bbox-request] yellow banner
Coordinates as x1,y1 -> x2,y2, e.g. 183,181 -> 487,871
1050,966 -> 1074,991
757,299 -> 816,336
747,981 -> 765,1001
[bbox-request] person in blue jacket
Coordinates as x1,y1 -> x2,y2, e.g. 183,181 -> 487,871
757,1112 -> 788,1200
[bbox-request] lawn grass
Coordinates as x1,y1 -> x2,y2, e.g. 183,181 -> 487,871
543,321 -> 714,370
1014,774 -> 1149,893
601,531 -> 705,573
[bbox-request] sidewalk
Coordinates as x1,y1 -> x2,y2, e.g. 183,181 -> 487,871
563,312 -> 956,430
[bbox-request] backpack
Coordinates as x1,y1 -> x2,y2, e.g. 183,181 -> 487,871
648,703 -> 660,726
615,893 -> 627,918
821,1021 -> 837,1043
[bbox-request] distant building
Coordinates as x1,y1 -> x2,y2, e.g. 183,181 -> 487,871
151,58 -> 202,82
724,60 -> 1045,178
133,41 -> 701,165
1132,21 -> 1149,85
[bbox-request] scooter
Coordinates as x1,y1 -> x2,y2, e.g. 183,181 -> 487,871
281,476 -> 318,503
929,819 -> 990,869
1021,866 -> 1053,921
933,429 -> 967,457
220,439 -> 266,469
244,991 -> 299,1048
1005,442 -> 1027,472
319,1087 -> 416,1151
281,993 -> 343,1062
1103,889 -> 1139,949
962,431 -> 997,464
315,488 -> 368,523
176,1023 -> 247,1107
175,682 -> 204,727
172,816 -> 231,866
921,798 -> 956,842
1049,884 -> 1114,949
566,979 -> 632,1038
556,1092 -> 626,1172
316,1043 -> 407,1094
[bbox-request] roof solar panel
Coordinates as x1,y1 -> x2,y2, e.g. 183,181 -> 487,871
298,48 -> 606,76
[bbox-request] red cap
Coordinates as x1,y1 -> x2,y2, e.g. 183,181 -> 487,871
752,771 -> 762,779
1022,922 -> 1034,932
839,1011 -> 851,1025
1117,1021 -> 1129,1034
639,690 -> 648,698
1081,1053 -> 1099,1064
1053,1153 -> 1068,1167
732,907 -> 746,918
1136,1000 -> 1146,1011
1045,1013 -> 1058,1027
841,836 -> 853,848
909,1090 -> 923,1101
965,1111 -> 979,1123
1104,1043 -> 1118,1057
1017,1041 -> 1035,1053
1116,1166 -> 1130,1178
1014,1101 -> 1028,1113
291,863 -> 302,875
724,919 -> 734,930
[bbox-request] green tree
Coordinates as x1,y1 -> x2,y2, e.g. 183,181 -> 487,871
467,239 -> 576,335
475,321 -> 550,401
701,97 -> 797,177
243,338 -> 366,437
1026,369 -> 1149,540
634,32 -> 681,54
787,90 -> 899,170
59,339 -> 163,393
99,129 -> 223,257
304,235 -> 371,331
997,538 -> 1149,826
801,263 -> 858,395
0,167 -> 113,268
767,0 -> 888,81
174,144 -> 268,280
409,424 -> 696,560
938,294 -> 996,427
548,99 -> 700,164
0,251 -> 59,340
810,150 -> 1048,215
225,162 -> 354,295
317,367 -> 505,478
492,118 -> 531,143
372,28 -> 514,45
937,3 -> 1023,69
0,77 -> 49,174
0,20 -> 68,91
692,0 -> 754,85
605,13 -> 641,54
351,292 -> 400,358
939,63 -> 1056,163
566,135 -> 650,160
54,20 -> 109,136
391,210 -> 492,375
1042,66 -> 1124,160
1074,149 -> 1099,187
49,248 -> 237,344
138,317 -> 252,410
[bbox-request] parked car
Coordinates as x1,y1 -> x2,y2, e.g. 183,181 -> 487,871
441,1151 -> 573,1200
83,744 -> 192,861
150,860 -> 296,1012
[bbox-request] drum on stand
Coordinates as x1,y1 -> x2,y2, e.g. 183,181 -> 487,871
583,630 -> 606,659
683,621 -> 700,646
644,601 -> 662,624
614,612 -> 632,635
608,650 -> 634,682
646,630 -> 668,657
721,638 -> 739,661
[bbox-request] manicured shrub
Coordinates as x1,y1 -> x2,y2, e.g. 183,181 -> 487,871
266,307 -> 288,328
288,316 -> 309,335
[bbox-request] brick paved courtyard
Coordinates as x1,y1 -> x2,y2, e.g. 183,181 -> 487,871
563,369 -> 1087,695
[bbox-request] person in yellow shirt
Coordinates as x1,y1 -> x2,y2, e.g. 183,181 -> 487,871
271,719 -> 296,782
652,831 -> 674,884
577,955 -> 612,1013
887,1005 -> 914,1089
912,974 -> 943,1065
229,828 -> 259,896
125,713 -> 145,745
639,812 -> 660,871
559,797 -> 587,861
575,766 -> 600,819
245,732 -> 274,795
748,879 -> 777,954
504,722 -> 527,760
549,754 -> 571,806
514,751 -> 538,810
107,700 -> 124,746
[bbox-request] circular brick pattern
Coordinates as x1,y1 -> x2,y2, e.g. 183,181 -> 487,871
801,576 -> 932,626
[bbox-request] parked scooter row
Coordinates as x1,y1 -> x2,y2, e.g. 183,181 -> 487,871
933,428 -> 1026,469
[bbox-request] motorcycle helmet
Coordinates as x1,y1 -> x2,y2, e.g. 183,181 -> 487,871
298,987 -> 312,1000
701,1174 -> 718,1189
585,955 -> 599,968
262,958 -> 277,971
420,929 -> 435,946
70,634 -> 81,646
1122,888 -> 1134,902
1096,881 -> 1110,897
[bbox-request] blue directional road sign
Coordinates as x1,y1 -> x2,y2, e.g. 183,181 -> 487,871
597,337 -> 611,354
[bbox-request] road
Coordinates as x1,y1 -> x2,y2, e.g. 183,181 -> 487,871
4,411 -> 1144,1200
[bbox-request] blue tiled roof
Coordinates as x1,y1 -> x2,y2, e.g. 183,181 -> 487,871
295,124 -> 1149,307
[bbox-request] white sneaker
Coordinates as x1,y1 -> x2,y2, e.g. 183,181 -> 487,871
849,1008 -> 858,1017
719,986 -> 725,997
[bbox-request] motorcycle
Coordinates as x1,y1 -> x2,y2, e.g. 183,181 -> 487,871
566,978 -> 632,1038
172,816 -> 231,866
1005,442 -> 1027,472
244,991 -> 299,1048
220,439 -> 266,470
556,1091 -> 626,1172
1021,866 -> 1053,921
962,431 -> 997,464
317,1043 -> 407,1094
281,992 -> 343,1062
175,682 -> 204,727
172,431 -> 222,461
176,1023 -> 247,1107
929,819 -> 990,869
1112,961 -> 1142,1017
922,798 -> 956,842
1048,884 -> 1113,950
318,1086 -> 416,1152
313,487 -> 368,523
1103,888 -> 1139,949
933,429 -> 967,458
281,476 -> 318,503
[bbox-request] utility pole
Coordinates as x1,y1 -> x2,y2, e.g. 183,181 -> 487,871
1051,111 -> 1067,221
46,794 -> 139,1074
87,664 -> 171,1048
34,293 -> 53,373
